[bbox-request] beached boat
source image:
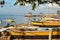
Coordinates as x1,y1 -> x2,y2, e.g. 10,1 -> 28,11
7,26 -> 60,39
31,18 -> 60,27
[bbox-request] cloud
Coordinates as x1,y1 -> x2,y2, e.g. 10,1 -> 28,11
39,3 -> 60,8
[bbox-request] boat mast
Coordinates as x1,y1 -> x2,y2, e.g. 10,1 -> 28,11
26,12 -> 32,26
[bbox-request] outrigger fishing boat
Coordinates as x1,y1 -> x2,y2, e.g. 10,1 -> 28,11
0,26 -> 60,40
31,17 -> 60,27
8,26 -> 60,39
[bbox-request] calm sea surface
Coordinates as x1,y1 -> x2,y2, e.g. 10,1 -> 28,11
0,15 -> 27,26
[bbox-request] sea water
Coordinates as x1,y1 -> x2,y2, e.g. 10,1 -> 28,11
0,15 -> 27,26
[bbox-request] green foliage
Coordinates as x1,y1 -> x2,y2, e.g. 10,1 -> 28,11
0,0 -> 5,8
0,0 -> 60,10
0,0 -> 5,5
32,3 -> 36,10
14,0 -> 60,10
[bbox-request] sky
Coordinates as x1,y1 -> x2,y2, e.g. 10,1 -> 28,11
0,0 -> 60,15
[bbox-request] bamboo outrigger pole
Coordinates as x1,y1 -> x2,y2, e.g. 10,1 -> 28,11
49,28 -> 53,40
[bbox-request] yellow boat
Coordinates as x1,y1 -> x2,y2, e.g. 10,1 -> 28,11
8,27 -> 60,39
6,18 -> 60,39
31,18 -> 60,27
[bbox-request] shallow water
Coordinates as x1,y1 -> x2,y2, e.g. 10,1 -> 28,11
0,15 -> 27,26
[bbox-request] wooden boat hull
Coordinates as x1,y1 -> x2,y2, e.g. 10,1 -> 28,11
31,21 -> 60,27
10,31 -> 60,39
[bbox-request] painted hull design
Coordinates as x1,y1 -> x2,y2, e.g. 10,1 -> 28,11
10,30 -> 60,39
31,21 -> 60,27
